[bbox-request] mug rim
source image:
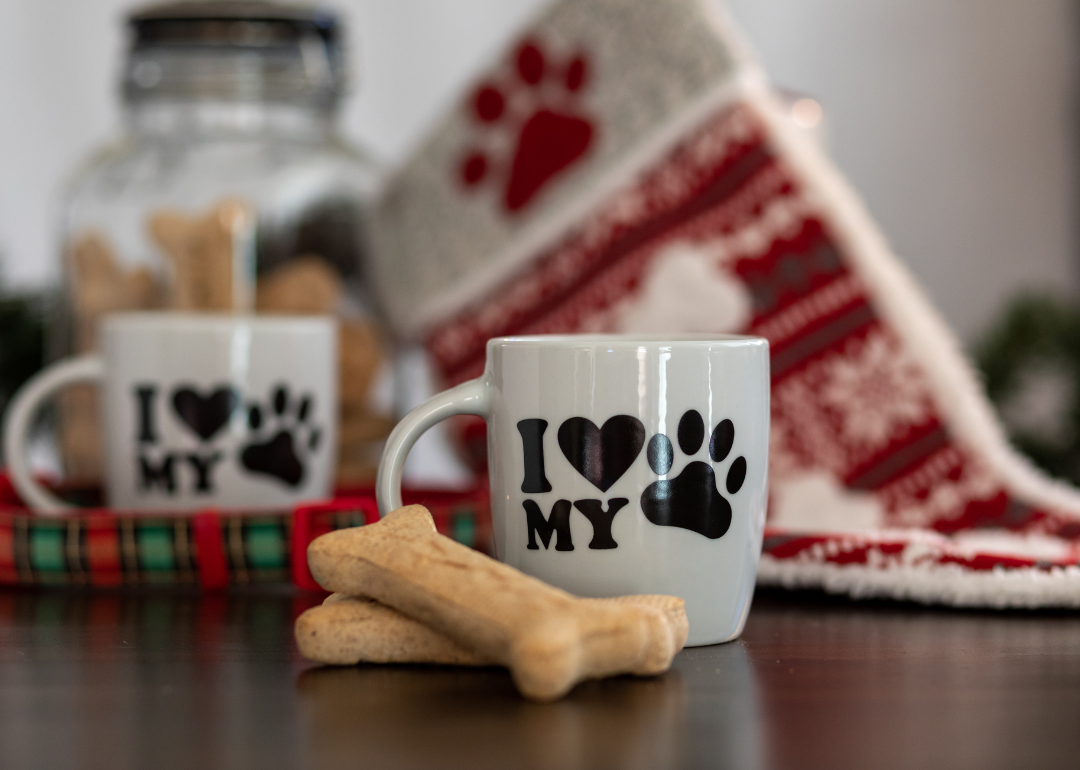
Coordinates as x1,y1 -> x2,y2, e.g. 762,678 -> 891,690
487,333 -> 768,347
100,311 -> 336,332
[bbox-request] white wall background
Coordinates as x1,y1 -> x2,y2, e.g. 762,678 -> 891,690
0,0 -> 1076,342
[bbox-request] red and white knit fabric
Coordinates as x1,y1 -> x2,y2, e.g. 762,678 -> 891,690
369,0 -> 1080,607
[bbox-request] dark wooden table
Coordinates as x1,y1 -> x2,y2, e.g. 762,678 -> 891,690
2,586 -> 1079,770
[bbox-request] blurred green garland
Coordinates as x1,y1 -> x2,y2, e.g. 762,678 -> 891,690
974,293 -> 1080,485
0,287 -> 47,422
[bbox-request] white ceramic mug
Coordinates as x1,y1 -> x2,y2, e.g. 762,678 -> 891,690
378,334 -> 769,646
4,313 -> 338,514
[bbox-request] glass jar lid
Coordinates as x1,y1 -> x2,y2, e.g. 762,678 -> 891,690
124,1 -> 346,108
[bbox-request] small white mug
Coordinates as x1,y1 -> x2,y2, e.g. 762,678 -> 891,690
378,334 -> 769,646
4,313 -> 338,514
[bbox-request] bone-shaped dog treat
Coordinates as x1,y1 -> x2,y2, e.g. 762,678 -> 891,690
69,231 -> 162,351
306,506 -> 689,701
296,592 -> 687,672
149,199 -> 252,311
296,593 -> 494,666
255,255 -> 342,315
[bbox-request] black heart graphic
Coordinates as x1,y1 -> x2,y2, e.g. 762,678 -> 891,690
558,415 -> 645,492
171,386 -> 238,441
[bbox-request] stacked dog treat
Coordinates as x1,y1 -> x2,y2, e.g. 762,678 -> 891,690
64,199 -> 391,488
296,505 -> 689,701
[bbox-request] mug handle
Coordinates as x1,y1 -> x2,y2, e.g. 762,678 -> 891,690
376,376 -> 492,516
3,355 -> 105,514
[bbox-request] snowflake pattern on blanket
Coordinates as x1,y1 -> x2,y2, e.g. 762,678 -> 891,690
425,102 -> 1080,605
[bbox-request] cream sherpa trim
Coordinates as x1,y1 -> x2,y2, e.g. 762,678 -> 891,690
757,555 -> 1080,608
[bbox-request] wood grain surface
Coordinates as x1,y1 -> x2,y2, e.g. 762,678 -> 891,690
1,587 -> 1079,770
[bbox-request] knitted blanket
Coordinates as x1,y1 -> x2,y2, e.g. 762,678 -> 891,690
367,0 -> 1080,607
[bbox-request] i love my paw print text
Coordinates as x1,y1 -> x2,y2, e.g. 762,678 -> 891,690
516,409 -> 747,551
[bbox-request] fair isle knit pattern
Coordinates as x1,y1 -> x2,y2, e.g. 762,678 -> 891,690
368,0 -> 1080,606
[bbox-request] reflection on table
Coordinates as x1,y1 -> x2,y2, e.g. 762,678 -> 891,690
3,588 -> 1080,769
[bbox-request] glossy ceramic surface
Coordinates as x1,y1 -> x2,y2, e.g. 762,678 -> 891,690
380,334 -> 769,646
6,313 -> 337,513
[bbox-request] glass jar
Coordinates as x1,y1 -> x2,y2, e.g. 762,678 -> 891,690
56,1 -> 389,489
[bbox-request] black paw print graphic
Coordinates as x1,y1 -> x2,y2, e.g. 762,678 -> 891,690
640,410 -> 747,539
239,385 -> 322,488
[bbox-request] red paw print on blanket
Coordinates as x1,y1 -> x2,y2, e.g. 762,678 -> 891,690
458,39 -> 596,213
